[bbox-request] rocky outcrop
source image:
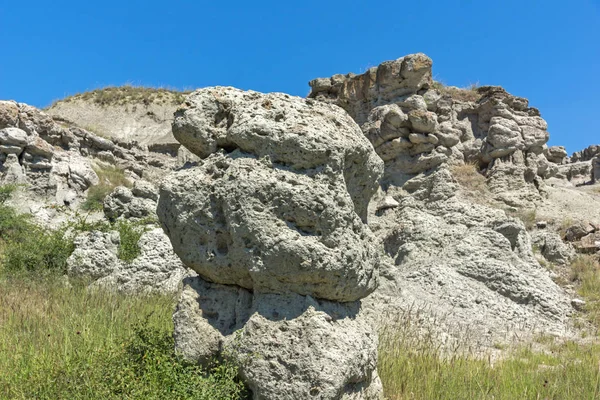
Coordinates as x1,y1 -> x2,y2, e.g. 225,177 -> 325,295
531,230 -> 576,265
67,227 -> 187,293
0,100 -> 179,219
365,169 -> 572,346
544,146 -> 568,164
310,54 -> 574,347
103,180 -> 158,220
47,88 -> 183,151
158,87 -> 383,399
571,145 -> 600,163
309,54 -> 553,207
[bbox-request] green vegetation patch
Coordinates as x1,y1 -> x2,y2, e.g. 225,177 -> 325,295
378,319 -> 600,400
0,186 -> 74,275
0,277 -> 246,399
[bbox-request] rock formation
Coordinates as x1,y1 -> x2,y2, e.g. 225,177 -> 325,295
310,54 -> 574,347
67,227 -> 187,293
0,100 -> 180,215
47,87 -> 185,154
158,87 -> 384,399
309,53 -> 555,207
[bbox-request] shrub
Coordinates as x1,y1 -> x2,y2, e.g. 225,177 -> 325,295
116,219 -> 145,262
0,186 -> 74,274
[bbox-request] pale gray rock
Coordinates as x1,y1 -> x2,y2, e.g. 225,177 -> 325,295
104,185 -> 157,220
172,87 -> 382,221
309,57 -> 556,207
571,145 -> 600,163
544,146 -> 568,164
131,179 -> 158,201
67,228 -> 187,293
0,127 -> 28,148
161,87 -> 384,399
174,275 -> 382,400
69,162 -> 99,191
365,168 -> 573,347
531,230 -> 576,265
67,230 -> 121,280
159,152 -> 380,302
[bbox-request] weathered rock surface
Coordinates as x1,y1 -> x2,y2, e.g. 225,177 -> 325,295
309,54 -> 554,207
571,144 -> 600,163
308,56 -> 578,346
104,180 -> 158,220
47,90 -> 183,153
531,230 -> 576,265
0,100 -> 179,216
67,227 -> 187,293
175,275 -> 382,399
159,87 -> 383,399
365,168 -> 572,346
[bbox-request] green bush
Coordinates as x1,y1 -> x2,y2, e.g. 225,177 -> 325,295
0,186 -> 74,274
116,219 -> 145,262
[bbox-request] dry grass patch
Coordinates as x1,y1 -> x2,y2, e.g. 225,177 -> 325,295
507,208 -> 538,231
53,85 -> 190,108
432,81 -> 482,102
450,162 -> 488,196
82,164 -> 132,211
378,313 -> 600,399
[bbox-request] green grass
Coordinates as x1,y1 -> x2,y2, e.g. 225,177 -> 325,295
378,327 -> 600,400
0,186 -> 74,275
570,255 -> 600,329
378,253 -> 600,399
82,164 -> 132,212
0,276 -> 246,399
51,85 -> 191,108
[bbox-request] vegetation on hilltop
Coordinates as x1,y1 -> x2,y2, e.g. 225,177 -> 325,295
50,85 -> 191,108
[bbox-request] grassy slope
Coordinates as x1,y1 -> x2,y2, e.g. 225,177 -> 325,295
0,276 -> 245,400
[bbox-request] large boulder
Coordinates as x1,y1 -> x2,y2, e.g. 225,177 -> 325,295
159,87 -> 384,399
175,276 -> 382,399
67,227 -> 187,293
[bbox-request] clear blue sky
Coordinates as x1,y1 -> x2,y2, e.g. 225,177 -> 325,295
1,0 -> 598,154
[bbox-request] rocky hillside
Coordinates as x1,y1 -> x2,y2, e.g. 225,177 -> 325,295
1,53 -> 600,399
47,86 -> 189,155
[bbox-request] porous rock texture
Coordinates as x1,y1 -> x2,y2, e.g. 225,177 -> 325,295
103,180 -> 159,221
310,55 -> 574,347
158,87 -> 384,399
67,227 -> 187,293
309,53 -> 556,207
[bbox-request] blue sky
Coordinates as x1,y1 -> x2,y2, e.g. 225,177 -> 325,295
1,0 -> 598,153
